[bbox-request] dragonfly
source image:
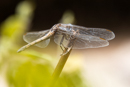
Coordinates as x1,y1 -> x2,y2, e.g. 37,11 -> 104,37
17,23 -> 115,55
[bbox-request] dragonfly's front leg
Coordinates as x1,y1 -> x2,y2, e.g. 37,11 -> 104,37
60,35 -> 65,52
60,37 -> 76,56
60,36 -> 73,56
59,35 -> 69,56
60,46 -> 72,56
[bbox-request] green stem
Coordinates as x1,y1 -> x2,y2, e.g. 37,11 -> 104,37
47,48 -> 72,87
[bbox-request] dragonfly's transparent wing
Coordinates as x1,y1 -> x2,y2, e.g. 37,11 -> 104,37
72,36 -> 109,49
23,29 -> 50,48
71,25 -> 115,40
54,32 -> 109,49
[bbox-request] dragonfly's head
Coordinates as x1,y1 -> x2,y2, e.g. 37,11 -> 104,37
51,23 -> 73,33
57,23 -> 73,32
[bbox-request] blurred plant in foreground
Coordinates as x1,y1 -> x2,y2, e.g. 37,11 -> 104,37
0,1 -> 87,87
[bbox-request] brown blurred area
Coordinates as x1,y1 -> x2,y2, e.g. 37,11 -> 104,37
0,0 -> 130,48
0,0 -> 130,34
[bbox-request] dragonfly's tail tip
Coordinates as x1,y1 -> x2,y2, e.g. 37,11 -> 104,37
17,50 -> 20,53
17,49 -> 22,53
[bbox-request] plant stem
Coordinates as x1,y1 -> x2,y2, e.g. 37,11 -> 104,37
47,48 -> 72,87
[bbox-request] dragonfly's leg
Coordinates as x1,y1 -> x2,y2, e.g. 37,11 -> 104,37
60,35 -> 65,52
60,38 -> 75,56
60,44 -> 64,52
60,46 -> 72,56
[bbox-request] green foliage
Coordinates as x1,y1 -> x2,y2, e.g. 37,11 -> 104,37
55,72 -> 86,87
7,59 -> 52,87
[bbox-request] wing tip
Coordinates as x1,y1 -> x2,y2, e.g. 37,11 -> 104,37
106,29 -> 112,32
109,31 -> 115,40
105,30 -> 115,40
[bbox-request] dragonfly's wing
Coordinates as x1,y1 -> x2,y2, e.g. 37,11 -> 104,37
54,32 -> 109,49
71,25 -> 115,40
23,29 -> 50,48
72,35 -> 109,49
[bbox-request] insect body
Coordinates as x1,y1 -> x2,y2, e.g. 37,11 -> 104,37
17,23 -> 115,55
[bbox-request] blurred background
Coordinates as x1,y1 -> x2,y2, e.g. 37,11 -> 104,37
0,0 -> 130,87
